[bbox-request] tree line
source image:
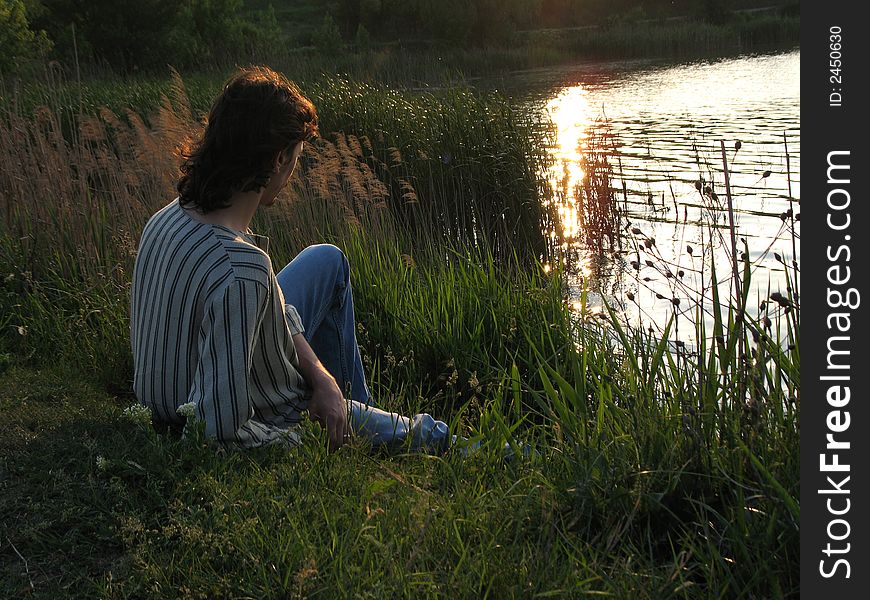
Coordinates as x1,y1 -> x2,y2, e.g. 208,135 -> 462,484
330,0 -> 791,43
2,0 -> 283,74
2,0 -> 793,75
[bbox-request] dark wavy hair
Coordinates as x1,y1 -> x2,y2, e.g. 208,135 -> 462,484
177,66 -> 319,213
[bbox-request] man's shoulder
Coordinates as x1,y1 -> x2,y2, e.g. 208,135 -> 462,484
213,231 -> 274,288
136,199 -> 274,289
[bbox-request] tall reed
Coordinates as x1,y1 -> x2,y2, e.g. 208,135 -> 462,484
309,75 -> 559,265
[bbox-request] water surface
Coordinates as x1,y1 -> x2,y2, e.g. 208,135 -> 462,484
494,50 -> 800,341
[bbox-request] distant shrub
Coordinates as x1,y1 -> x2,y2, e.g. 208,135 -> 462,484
0,0 -> 51,73
312,12 -> 344,55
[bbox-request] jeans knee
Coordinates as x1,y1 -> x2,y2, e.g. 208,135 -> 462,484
302,243 -> 348,281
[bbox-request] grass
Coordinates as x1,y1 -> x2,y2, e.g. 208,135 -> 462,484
0,231 -> 801,597
0,64 -> 798,596
0,294 -> 799,597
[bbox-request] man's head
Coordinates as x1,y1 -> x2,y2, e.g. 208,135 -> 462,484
178,66 -> 319,213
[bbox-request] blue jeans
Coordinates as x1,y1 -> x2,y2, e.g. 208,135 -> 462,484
276,244 -> 451,452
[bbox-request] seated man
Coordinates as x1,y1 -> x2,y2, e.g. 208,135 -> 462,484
130,66 -> 448,453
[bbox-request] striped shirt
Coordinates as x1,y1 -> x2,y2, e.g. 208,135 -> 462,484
130,198 -> 308,449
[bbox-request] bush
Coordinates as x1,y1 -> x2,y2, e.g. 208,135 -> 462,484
0,0 -> 51,73
312,12 -> 344,54
167,0 -> 284,66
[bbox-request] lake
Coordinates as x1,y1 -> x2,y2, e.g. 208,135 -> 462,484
489,48 -> 800,342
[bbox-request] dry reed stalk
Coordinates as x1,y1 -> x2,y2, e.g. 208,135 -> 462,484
719,141 -> 741,303
0,87 -> 196,279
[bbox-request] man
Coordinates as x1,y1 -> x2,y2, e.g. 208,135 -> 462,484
130,66 -> 449,452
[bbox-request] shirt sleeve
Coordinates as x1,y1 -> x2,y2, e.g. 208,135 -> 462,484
190,278 -> 302,449
284,304 -> 305,336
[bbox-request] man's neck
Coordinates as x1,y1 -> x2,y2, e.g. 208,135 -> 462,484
184,190 -> 261,233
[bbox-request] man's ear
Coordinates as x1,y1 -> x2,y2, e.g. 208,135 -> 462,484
272,151 -> 285,174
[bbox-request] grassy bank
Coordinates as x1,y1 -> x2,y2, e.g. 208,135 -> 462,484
0,346 -> 798,597
0,68 -> 798,596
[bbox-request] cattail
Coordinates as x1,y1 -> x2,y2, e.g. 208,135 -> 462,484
770,292 -> 792,308
686,245 -> 693,255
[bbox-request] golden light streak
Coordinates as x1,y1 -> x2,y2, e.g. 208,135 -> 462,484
545,86 -> 592,241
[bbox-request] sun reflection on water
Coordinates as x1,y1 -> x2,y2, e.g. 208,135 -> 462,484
545,86 -> 592,242
527,51 -> 800,341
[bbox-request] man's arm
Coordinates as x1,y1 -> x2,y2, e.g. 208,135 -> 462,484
292,333 -> 349,451
192,279 -> 302,448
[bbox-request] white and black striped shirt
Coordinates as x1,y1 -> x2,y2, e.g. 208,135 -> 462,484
131,198 -> 308,449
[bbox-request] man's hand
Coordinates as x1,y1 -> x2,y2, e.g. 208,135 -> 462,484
307,375 -> 349,451
292,333 -> 349,451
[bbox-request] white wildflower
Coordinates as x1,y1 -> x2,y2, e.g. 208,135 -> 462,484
122,403 -> 152,427
96,455 -> 108,471
176,402 -> 197,419
179,402 -> 206,443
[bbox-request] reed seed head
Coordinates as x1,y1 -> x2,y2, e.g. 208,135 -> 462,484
770,292 -> 791,308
